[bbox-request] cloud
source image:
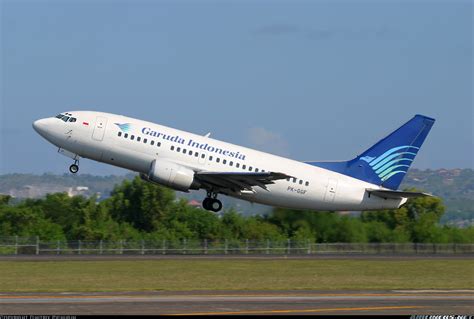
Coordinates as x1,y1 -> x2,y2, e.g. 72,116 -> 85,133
246,127 -> 290,157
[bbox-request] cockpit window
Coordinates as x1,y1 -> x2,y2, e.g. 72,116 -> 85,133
55,114 -> 76,123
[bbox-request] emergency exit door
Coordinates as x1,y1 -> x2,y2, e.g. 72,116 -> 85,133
324,178 -> 338,202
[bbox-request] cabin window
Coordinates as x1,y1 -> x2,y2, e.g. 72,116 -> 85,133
249,166 -> 252,171
124,133 -> 128,138
292,178 -> 296,183
209,156 -> 213,161
236,163 -> 240,168
229,161 -> 233,166
170,145 -> 174,151
299,180 -> 303,185
151,140 -> 154,146
137,136 -> 141,142
157,142 -> 161,147
216,158 -> 220,163
255,168 -> 259,172
223,159 -> 227,164
242,165 -> 246,170
118,132 -> 122,137
182,148 -> 186,154
130,135 -> 135,140
201,154 -> 205,159
177,147 -> 181,152
189,150 -> 193,155
305,181 -> 309,186
195,152 -> 199,157
144,138 -> 147,144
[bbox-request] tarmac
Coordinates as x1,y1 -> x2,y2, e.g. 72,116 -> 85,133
0,290 -> 473,315
1,255 -> 472,315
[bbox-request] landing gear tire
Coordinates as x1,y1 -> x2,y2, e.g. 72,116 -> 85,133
69,164 -> 79,174
202,198 -> 212,210
210,199 -> 222,212
202,196 -> 222,212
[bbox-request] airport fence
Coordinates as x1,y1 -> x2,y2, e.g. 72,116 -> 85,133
0,236 -> 473,255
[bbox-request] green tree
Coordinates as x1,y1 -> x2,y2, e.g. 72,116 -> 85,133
106,177 -> 175,232
267,209 -> 340,242
364,221 -> 392,243
220,209 -> 248,239
0,205 -> 65,240
240,215 -> 286,241
160,199 -> 222,240
333,216 -> 368,243
0,195 -> 11,206
32,193 -> 91,238
291,220 -> 316,242
361,189 -> 446,243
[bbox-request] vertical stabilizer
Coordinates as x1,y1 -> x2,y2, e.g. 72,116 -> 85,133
306,115 -> 435,190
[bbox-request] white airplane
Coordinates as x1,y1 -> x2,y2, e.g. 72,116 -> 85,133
33,111 -> 435,212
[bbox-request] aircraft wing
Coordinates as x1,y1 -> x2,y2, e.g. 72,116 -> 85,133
195,171 -> 291,192
366,188 -> 433,199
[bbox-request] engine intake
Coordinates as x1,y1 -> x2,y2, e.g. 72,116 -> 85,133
144,159 -> 200,192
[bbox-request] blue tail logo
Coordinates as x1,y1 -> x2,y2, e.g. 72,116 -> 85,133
364,145 -> 419,182
115,123 -> 132,133
305,114 -> 435,190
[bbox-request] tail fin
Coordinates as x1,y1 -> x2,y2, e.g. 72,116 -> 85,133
306,114 -> 435,190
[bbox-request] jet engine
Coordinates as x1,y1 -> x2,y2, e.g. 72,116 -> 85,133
141,159 -> 200,192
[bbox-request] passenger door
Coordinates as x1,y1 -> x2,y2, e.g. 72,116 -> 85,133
92,116 -> 108,141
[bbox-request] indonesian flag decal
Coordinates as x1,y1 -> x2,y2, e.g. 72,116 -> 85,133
83,121 -> 89,126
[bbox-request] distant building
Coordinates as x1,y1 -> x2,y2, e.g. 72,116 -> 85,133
187,199 -> 202,208
67,186 -> 89,197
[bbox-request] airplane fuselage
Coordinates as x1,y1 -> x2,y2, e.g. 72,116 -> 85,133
33,111 -> 408,211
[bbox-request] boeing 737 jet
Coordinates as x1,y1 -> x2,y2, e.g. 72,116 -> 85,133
33,112 -> 435,212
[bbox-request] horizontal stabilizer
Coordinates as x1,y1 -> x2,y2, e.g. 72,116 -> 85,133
366,188 -> 433,199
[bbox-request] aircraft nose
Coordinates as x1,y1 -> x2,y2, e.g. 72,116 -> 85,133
32,118 -> 50,138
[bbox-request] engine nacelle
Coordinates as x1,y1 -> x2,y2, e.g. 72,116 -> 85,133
144,159 -> 200,192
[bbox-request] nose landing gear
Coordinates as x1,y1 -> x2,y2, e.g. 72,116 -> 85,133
69,160 -> 79,174
202,191 -> 222,212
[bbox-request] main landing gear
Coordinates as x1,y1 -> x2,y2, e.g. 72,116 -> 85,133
69,160 -> 79,174
202,191 -> 222,212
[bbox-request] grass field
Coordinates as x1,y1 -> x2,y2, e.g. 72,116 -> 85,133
1,259 -> 472,292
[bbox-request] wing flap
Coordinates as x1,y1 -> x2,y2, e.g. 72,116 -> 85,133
195,171 -> 291,192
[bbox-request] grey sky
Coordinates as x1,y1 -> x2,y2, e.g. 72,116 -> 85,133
1,0 -> 472,175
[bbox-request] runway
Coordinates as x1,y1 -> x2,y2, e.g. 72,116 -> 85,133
1,290 -> 472,315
